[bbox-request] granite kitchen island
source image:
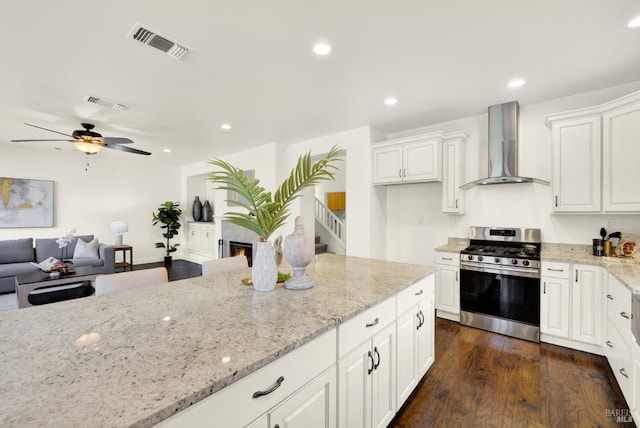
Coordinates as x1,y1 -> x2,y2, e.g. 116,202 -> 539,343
0,254 -> 433,428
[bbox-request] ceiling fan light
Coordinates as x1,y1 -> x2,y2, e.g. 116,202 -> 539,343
73,140 -> 103,154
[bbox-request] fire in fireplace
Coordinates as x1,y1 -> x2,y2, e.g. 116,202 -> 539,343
229,241 -> 253,267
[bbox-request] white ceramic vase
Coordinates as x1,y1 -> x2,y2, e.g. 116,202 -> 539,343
283,216 -> 315,290
252,241 -> 278,292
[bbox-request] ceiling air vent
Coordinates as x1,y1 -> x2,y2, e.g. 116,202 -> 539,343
85,96 -> 127,111
127,23 -> 190,60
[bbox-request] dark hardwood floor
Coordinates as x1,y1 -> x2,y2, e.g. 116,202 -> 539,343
391,317 -> 634,428
131,259 -> 202,281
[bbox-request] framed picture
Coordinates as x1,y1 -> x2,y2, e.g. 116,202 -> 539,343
0,177 -> 54,228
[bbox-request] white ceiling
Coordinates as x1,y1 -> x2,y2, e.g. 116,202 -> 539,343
2,0 -> 640,166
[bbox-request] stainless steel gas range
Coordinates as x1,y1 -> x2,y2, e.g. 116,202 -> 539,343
459,226 -> 542,342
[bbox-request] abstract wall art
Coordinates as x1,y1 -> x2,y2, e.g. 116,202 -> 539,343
0,177 -> 54,228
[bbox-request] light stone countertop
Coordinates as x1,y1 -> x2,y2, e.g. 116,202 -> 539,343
0,254 -> 432,428
434,237 -> 469,253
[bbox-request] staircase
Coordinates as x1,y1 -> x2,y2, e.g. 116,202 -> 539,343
315,236 -> 328,254
314,196 -> 346,251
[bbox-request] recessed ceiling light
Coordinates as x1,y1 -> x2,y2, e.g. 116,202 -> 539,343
163,148 -> 171,153
384,97 -> 398,106
221,123 -> 232,130
313,43 -> 331,55
508,79 -> 525,88
629,16 -> 640,28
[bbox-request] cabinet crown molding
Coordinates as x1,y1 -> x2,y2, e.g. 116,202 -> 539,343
545,90 -> 640,128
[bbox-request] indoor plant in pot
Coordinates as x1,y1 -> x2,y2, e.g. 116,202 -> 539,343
208,146 -> 341,292
152,201 -> 182,267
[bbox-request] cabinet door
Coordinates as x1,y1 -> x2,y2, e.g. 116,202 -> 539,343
602,102 -> 640,212
540,276 -> 570,338
338,340 -> 372,428
187,225 -> 199,252
572,264 -> 602,345
441,138 -> 465,213
396,307 -> 418,409
371,323 -> 396,428
417,298 -> 435,378
435,265 -> 459,315
201,227 -> 215,254
550,116 -> 601,212
402,140 -> 441,182
372,146 -> 403,185
270,366 -> 336,428
633,347 -> 640,424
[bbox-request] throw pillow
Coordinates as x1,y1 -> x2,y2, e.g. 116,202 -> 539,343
73,238 -> 100,259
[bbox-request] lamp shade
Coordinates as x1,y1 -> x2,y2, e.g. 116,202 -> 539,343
110,221 -> 128,234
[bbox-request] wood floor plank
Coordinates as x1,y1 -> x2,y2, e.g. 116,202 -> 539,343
391,318 -> 635,428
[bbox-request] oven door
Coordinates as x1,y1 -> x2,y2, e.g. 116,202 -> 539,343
460,264 -> 540,326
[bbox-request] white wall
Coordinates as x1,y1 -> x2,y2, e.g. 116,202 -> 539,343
384,81 -> 640,265
0,145 -> 181,263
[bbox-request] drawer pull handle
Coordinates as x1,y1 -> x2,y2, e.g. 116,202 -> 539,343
252,376 -> 285,398
373,347 -> 381,370
547,268 -> 564,272
606,340 -> 613,348
607,294 -> 614,300
620,312 -> 630,319
365,318 -> 379,328
367,351 -> 374,375
620,368 -> 629,379
415,289 -> 424,296
442,257 -> 453,261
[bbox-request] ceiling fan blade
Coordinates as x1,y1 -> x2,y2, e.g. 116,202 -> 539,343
11,139 -> 72,142
103,143 -> 151,156
24,123 -> 73,138
104,137 -> 134,145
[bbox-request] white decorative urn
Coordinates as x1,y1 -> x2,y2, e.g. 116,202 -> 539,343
283,216 -> 315,290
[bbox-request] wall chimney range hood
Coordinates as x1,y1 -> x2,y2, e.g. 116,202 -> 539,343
462,101 -> 549,189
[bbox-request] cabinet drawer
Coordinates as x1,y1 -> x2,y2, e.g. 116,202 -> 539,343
541,261 -> 570,279
397,274 -> 434,315
607,274 -> 632,341
605,320 -> 633,401
156,328 -> 336,428
435,252 -> 459,266
338,297 -> 395,359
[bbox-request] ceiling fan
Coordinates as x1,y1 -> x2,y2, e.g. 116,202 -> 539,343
11,123 -> 152,156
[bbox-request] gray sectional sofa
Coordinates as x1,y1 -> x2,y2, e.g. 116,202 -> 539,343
0,235 -> 115,294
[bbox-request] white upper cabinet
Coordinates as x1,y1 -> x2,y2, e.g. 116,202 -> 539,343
549,116 -> 601,212
546,90 -> 640,213
602,100 -> 640,212
372,132 -> 443,185
441,133 -> 466,214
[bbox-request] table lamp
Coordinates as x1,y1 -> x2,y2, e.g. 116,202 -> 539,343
110,221 -> 128,246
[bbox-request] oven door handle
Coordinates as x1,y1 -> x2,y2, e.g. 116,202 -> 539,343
460,263 -> 540,279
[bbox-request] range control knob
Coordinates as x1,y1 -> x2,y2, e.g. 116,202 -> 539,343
467,255 -> 474,261
477,256 -> 484,262
523,260 -> 530,266
494,258 -> 500,263
511,259 -> 518,265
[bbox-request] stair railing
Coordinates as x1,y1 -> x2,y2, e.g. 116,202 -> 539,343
314,196 -> 346,248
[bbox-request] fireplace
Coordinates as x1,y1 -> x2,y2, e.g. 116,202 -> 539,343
230,241 -> 253,267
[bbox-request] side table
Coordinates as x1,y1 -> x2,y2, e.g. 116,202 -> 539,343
114,245 -> 133,272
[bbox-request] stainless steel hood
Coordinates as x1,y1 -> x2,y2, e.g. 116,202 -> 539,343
462,101 -> 549,189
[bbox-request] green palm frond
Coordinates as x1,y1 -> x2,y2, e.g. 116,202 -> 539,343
207,146 -> 342,241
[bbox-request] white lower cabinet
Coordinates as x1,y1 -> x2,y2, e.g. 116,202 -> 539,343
434,252 -> 459,321
540,261 -> 603,354
187,222 -> 216,257
396,276 -> 435,409
338,322 -> 396,428
269,365 -> 336,428
604,274 -> 633,406
632,340 -> 640,423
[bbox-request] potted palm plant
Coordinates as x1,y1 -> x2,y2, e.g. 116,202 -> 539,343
208,146 -> 342,291
152,201 -> 182,267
